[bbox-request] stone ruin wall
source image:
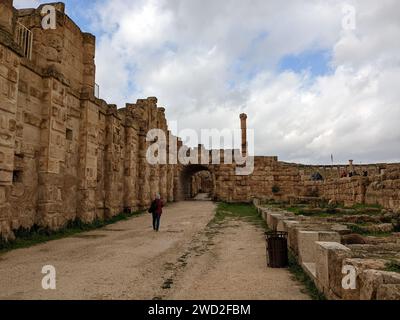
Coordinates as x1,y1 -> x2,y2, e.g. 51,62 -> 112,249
190,171 -> 213,197
295,163 -> 400,210
0,1 -> 183,240
1,1 -> 399,241
211,155 -> 400,212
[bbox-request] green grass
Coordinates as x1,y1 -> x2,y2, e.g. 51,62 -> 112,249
284,202 -> 385,218
288,252 -> 326,300
215,202 -> 267,229
286,207 -> 333,217
0,210 -> 144,254
351,203 -> 383,210
346,224 -> 393,237
286,207 -> 303,215
385,261 -> 400,273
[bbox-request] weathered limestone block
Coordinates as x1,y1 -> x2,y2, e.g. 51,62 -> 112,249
77,100 -> 99,221
315,241 -> 351,297
282,220 -> 300,234
82,33 -> 96,95
266,211 -> 277,228
0,44 -> 19,186
167,164 -> 175,202
276,215 -> 296,232
363,223 -> 394,233
0,0 -> 14,34
376,284 -> 400,300
298,231 -> 320,264
287,223 -> 301,256
159,164 -> 167,200
269,213 -> 283,231
122,118 -> 139,212
359,270 -> 400,300
341,258 -> 388,300
330,223 -> 351,235
260,208 -> 269,221
298,231 -> 341,264
0,219 -> 14,241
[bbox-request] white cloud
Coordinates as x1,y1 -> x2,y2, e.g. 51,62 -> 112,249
247,64 -> 400,164
13,0 -> 400,164
13,0 -> 40,8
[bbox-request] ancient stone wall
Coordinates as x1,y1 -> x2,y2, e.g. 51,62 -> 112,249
0,2 -> 181,240
215,156 -> 400,212
365,164 -> 400,210
295,164 -> 400,210
0,1 -> 399,240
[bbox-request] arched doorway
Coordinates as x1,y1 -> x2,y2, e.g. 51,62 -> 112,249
179,164 -> 215,200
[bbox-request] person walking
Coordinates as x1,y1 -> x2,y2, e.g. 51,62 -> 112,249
149,194 -> 164,232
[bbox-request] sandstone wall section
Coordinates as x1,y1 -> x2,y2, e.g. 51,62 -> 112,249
1,1 -> 399,240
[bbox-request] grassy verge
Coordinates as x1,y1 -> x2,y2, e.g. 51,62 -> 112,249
286,207 -> 333,217
0,210 -> 144,254
288,252 -> 326,300
214,202 -> 267,229
219,203 -> 322,300
346,224 -> 393,237
351,203 -> 383,210
280,202 -> 384,218
385,261 -> 400,273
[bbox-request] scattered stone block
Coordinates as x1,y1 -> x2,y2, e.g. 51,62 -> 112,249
315,241 -> 351,297
360,270 -> 400,300
377,284 -> 400,300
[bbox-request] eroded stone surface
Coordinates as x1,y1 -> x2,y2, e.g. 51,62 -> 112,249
1,2 -> 400,249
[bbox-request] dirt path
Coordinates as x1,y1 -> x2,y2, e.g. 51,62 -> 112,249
0,201 -> 309,300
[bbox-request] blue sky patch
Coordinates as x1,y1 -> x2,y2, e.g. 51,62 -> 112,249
278,49 -> 333,77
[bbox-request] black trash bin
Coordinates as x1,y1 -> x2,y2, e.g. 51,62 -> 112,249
265,231 -> 288,268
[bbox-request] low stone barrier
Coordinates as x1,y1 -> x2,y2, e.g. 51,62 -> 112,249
254,201 -> 400,300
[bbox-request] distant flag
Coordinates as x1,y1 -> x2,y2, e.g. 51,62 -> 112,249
331,154 -> 334,165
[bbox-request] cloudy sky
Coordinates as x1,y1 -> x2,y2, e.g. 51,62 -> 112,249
14,0 -> 400,164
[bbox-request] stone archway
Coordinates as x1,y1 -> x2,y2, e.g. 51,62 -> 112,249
179,164 -> 215,200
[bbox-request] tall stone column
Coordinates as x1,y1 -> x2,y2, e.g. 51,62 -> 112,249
349,160 -> 354,175
123,113 -> 139,212
104,105 -> 123,217
148,104 -> 161,200
37,76 -> 68,229
159,164 -> 168,201
166,132 -> 174,202
173,139 -> 184,201
138,130 -> 151,208
77,99 -> 98,222
157,107 -> 168,201
167,164 -> 174,202
240,113 -> 248,158
173,166 -> 181,201
0,52 -> 18,185
81,33 -> 96,97
167,131 -> 177,202
0,3 -> 20,238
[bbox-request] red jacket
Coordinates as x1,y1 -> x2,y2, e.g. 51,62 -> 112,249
154,199 -> 164,215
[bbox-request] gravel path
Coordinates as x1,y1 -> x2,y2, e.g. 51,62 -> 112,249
0,201 -> 309,300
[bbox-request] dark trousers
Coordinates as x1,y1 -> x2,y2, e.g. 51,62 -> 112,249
152,213 -> 161,231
